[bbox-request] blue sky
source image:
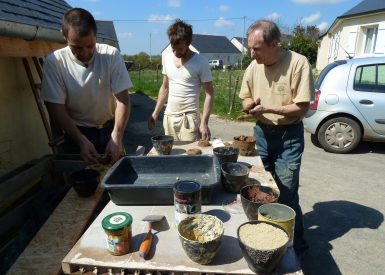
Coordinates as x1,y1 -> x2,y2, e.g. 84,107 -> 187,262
66,0 -> 363,55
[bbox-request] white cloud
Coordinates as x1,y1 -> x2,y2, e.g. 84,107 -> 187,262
300,11 -> 321,24
317,21 -> 329,32
292,0 -> 346,4
118,32 -> 134,39
168,0 -> 181,8
214,17 -> 234,28
219,5 -> 230,12
148,14 -> 175,24
266,12 -> 280,22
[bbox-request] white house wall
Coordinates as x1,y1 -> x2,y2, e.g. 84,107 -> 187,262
161,44 -> 241,66
316,35 -> 331,71
201,53 -> 241,66
316,12 -> 385,71
230,38 -> 247,55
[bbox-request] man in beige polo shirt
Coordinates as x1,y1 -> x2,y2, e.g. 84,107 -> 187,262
239,19 -> 314,257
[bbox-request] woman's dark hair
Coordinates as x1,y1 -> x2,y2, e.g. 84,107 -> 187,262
247,20 -> 281,45
62,8 -> 97,37
167,19 -> 193,46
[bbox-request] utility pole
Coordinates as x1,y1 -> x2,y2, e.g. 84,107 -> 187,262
150,33 -> 152,63
241,16 -> 245,70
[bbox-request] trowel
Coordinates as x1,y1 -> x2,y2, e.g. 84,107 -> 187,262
138,215 -> 165,258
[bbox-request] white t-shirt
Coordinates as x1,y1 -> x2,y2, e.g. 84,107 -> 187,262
162,52 -> 212,115
41,43 -> 133,127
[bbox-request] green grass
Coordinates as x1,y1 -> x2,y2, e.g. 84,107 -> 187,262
129,69 -> 163,97
129,69 -> 246,120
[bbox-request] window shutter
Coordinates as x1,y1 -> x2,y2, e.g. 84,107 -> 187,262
347,26 -> 358,56
374,23 -> 385,54
328,36 -> 334,58
334,32 -> 340,58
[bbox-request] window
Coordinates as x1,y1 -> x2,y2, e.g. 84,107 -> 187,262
354,64 -> 385,92
363,26 -> 378,54
378,65 -> 385,90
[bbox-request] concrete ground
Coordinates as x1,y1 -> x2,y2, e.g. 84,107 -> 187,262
125,93 -> 385,275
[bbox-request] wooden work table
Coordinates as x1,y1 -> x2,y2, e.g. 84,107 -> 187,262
62,141 -> 303,274
5,157 -> 109,275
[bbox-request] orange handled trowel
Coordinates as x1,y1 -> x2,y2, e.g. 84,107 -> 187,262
139,215 -> 165,258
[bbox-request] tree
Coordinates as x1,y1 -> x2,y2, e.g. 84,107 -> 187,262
241,49 -> 252,69
123,52 -> 162,69
284,25 -> 320,66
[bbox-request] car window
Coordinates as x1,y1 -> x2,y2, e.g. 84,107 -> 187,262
354,64 -> 385,93
378,65 -> 385,88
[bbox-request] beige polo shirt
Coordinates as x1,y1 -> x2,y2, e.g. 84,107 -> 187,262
239,49 -> 313,125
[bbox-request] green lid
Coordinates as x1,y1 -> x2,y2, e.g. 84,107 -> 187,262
102,212 -> 132,231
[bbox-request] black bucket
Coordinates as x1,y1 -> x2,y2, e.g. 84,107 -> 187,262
70,169 -> 100,197
213,146 -> 239,165
221,162 -> 249,193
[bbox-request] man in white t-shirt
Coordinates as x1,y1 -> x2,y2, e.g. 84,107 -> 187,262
41,8 -> 132,164
148,19 -> 214,141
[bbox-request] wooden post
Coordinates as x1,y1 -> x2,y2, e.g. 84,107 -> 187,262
228,71 -> 232,109
228,76 -> 240,114
156,64 -> 160,83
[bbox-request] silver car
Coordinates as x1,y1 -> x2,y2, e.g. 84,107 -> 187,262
304,56 -> 385,153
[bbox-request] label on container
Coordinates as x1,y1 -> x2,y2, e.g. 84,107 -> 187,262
174,181 -> 202,225
105,234 -> 129,255
104,227 -> 130,255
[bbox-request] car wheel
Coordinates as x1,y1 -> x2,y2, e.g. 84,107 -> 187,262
310,134 -> 321,147
317,117 -> 361,153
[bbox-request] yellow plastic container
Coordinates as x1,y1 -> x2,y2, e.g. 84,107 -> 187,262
258,203 -> 295,246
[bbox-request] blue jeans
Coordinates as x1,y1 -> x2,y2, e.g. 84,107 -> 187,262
254,121 -> 308,253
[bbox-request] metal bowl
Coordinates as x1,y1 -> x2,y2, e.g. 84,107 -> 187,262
221,162 -> 249,193
213,146 -> 239,165
177,214 -> 224,264
240,184 -> 279,220
151,135 -> 174,155
238,220 -> 289,273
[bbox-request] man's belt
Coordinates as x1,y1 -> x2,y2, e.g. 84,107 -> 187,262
257,121 -> 301,129
164,110 -> 197,117
77,119 -> 114,130
95,119 -> 113,129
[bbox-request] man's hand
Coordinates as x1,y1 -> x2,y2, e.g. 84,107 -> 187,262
242,98 -> 261,114
249,104 -> 265,116
105,135 -> 122,164
199,123 -> 211,141
238,104 -> 265,120
79,137 -> 100,163
148,114 -> 156,130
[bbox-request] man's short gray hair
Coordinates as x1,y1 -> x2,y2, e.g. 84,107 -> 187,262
247,20 -> 281,45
